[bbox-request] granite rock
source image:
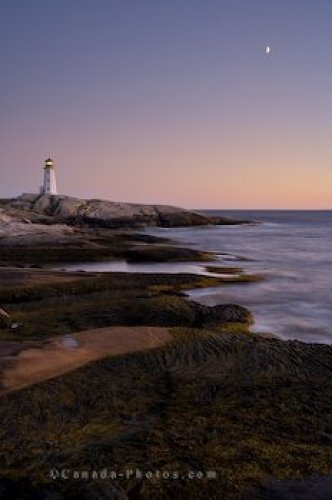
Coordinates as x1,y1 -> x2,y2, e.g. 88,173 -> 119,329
8,194 -> 237,228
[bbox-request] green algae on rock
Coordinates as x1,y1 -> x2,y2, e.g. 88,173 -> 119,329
0,328 -> 331,499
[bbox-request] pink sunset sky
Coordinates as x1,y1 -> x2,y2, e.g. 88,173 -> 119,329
1,1 -> 331,209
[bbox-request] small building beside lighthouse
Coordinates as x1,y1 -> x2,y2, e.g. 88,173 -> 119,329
40,157 -> 57,195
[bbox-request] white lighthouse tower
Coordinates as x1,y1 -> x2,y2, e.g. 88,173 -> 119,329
41,157 -> 57,195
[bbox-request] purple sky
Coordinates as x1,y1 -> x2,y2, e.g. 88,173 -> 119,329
1,0 -> 331,208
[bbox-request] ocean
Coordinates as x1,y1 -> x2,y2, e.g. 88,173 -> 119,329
62,210 -> 332,345
153,210 -> 332,345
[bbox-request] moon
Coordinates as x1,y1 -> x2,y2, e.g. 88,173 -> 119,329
265,46 -> 271,54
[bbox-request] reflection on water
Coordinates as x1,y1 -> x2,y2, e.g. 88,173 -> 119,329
60,260 -> 213,276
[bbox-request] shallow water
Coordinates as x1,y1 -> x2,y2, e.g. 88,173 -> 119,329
60,211 -> 332,344
61,260 -> 213,276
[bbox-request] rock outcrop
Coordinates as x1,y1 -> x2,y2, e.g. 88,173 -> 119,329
200,303 -> 253,325
7,194 -> 248,228
82,296 -> 253,329
0,194 -> 251,247
0,207 -> 74,246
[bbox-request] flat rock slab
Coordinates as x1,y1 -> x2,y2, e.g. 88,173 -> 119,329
0,268 -> 94,290
0,326 -> 171,395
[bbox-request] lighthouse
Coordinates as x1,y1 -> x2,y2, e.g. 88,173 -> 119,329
41,157 -> 57,195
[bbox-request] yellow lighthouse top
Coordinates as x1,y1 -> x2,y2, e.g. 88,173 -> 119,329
44,157 -> 54,168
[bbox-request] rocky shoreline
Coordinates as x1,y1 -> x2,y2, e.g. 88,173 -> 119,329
0,196 -> 331,499
4,193 -> 251,231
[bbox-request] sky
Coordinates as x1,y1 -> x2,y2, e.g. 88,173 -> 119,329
0,0 -> 331,209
